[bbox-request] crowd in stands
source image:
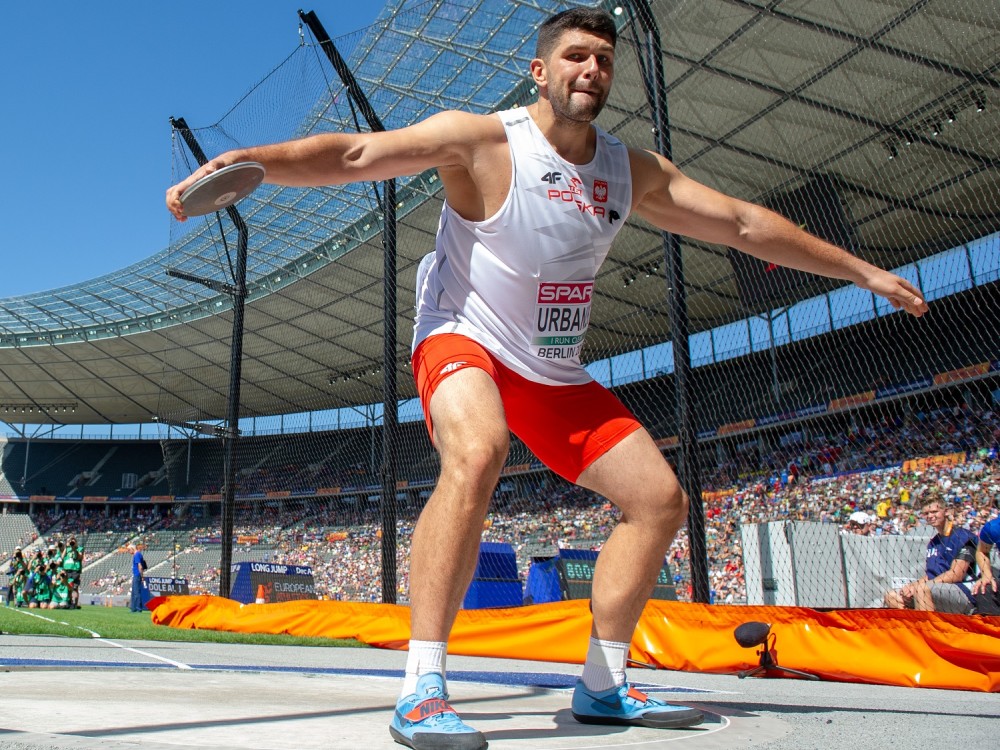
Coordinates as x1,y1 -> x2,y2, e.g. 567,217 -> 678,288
195,461 -> 377,498
3,403 -> 998,608
684,406 -> 1000,603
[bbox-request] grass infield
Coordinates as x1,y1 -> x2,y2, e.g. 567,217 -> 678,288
0,604 -> 362,648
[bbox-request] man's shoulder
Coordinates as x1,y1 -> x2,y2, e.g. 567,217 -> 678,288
951,526 -> 977,545
430,109 -> 506,141
981,516 -> 1000,544
933,525 -> 977,554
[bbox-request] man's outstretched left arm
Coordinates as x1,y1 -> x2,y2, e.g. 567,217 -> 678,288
630,148 -> 928,317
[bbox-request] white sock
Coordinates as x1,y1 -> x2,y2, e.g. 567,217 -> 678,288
581,637 -> 628,692
401,640 -> 447,697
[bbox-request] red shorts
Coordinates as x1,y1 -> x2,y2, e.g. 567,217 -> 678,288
412,333 -> 642,482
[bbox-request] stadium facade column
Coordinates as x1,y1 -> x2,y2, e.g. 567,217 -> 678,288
299,10 -> 399,604
624,0 -> 710,603
168,118 -> 249,599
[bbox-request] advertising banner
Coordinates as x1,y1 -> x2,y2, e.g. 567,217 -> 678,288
145,577 -> 190,597
230,562 -> 316,604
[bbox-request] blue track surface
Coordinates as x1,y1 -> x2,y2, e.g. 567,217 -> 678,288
0,657 -> 712,693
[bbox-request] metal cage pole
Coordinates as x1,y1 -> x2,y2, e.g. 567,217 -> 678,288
299,9 -> 399,604
626,0 -> 711,603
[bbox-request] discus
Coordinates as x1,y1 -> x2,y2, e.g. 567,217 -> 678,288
179,162 -> 266,217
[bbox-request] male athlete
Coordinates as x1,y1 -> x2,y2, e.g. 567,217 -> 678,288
167,8 -> 928,748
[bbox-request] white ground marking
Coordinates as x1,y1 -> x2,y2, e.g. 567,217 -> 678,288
10,607 -> 192,669
528,714 -> 731,749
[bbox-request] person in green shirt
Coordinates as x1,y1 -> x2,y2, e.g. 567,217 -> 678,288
60,537 -> 84,609
28,567 -> 51,609
49,570 -> 71,609
9,547 -> 27,574
5,547 -> 27,606
11,569 -> 28,607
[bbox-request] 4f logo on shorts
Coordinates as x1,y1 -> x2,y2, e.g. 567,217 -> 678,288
593,179 -> 608,203
439,361 -> 468,376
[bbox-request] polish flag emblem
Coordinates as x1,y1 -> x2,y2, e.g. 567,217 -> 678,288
593,179 -> 608,203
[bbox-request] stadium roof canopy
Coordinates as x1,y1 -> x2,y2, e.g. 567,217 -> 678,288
0,0 -> 996,426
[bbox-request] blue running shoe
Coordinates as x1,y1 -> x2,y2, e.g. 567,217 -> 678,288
390,673 -> 488,749
571,680 -> 704,728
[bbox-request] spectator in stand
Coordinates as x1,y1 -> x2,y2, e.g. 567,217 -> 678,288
883,495 -> 977,614
844,511 -> 874,535
130,544 -> 148,613
971,512 -> 1000,615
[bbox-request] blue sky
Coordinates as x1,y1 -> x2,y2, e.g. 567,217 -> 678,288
0,2 -> 384,299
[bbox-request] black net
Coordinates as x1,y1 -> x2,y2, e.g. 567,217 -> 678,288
2,0 -> 998,614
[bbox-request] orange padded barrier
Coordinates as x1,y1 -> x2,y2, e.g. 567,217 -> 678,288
149,596 -> 1000,692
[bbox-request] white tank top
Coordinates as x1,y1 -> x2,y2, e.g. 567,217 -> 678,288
413,107 -> 632,385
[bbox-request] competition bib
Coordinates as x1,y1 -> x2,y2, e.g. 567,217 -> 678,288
531,281 -> 593,362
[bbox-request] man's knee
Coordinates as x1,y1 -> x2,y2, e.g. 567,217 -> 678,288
635,483 -> 687,533
662,486 -> 688,528
440,430 -> 509,483
673,487 -> 690,517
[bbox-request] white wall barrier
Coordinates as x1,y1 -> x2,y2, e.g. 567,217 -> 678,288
741,521 -> 931,608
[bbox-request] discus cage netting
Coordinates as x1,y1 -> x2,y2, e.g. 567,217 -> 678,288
4,0 -> 996,609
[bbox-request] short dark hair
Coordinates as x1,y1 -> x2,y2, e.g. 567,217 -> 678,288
536,8 -> 617,60
919,494 -> 945,511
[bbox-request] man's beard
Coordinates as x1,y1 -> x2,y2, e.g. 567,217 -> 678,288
549,85 -> 608,123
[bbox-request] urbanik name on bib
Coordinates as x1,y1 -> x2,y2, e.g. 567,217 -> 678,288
533,281 -> 593,360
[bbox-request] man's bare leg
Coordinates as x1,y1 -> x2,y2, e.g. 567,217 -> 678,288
409,367 -> 510,642
389,369 -> 506,749
569,427 -> 703,728
576,428 -> 687,642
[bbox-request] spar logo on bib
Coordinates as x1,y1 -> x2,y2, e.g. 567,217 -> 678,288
537,282 -> 593,305
532,281 -> 594,361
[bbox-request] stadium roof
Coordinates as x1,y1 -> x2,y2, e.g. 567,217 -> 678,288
0,0 -> 996,425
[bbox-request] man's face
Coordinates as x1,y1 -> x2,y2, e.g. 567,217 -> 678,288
536,29 -> 615,123
922,502 -> 947,531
